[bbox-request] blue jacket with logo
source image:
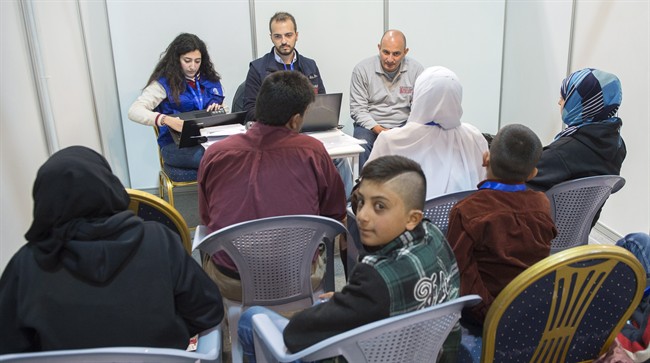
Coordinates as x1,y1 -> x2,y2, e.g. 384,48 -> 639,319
154,77 -> 225,147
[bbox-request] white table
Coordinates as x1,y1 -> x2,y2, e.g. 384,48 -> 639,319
201,126 -> 366,181
304,129 -> 366,181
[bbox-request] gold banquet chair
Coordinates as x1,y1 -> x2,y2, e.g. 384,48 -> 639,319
126,188 -> 192,254
481,245 -> 645,363
153,125 -> 198,207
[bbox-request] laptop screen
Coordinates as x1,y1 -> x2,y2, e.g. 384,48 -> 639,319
301,93 -> 343,133
171,111 -> 247,148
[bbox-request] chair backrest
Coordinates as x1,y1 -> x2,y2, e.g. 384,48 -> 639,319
0,325 -> 221,362
126,188 -> 192,253
482,245 -> 645,363
232,82 -> 246,112
423,189 -> 477,236
345,207 -> 366,274
195,215 -> 347,307
253,295 -> 481,363
545,175 -> 625,253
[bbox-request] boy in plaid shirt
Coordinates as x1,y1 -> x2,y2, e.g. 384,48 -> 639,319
238,155 -> 460,362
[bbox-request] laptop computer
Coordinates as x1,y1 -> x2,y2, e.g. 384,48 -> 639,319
171,110 -> 247,148
301,93 -> 343,133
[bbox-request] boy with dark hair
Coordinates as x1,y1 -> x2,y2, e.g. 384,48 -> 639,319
238,155 -> 460,362
242,10 -> 354,202
254,67 -> 315,126
447,124 -> 557,326
198,71 -> 346,301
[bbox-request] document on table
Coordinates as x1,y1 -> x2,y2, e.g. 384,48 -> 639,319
200,124 -> 246,148
305,129 -> 367,149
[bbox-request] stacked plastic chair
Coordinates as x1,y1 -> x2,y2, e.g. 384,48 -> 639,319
545,175 -> 625,253
252,295 -> 480,363
423,189 -> 476,236
193,215 -> 347,363
0,325 -> 221,362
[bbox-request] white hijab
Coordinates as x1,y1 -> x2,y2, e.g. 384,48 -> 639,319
367,66 -> 488,200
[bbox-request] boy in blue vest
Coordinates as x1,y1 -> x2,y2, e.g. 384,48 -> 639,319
238,155 -> 460,362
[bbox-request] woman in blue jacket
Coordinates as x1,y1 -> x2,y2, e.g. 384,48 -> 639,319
129,33 -> 225,170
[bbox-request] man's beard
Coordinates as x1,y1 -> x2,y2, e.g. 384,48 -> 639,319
276,44 -> 294,56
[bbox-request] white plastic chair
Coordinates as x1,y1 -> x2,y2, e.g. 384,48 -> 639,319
193,215 -> 347,363
545,175 -> 625,253
0,325 -> 221,362
345,207 -> 366,274
423,190 -> 477,236
252,295 -> 481,363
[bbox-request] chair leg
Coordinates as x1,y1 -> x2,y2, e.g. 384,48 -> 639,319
167,182 -> 175,207
226,303 -> 244,363
158,173 -> 164,200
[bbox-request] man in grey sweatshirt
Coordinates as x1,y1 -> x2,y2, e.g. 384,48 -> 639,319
350,29 -> 424,169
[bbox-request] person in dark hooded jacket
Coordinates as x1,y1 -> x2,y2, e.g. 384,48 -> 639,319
0,146 -> 224,354
527,68 -> 626,225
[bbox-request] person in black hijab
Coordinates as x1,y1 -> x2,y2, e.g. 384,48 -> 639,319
0,146 -> 223,353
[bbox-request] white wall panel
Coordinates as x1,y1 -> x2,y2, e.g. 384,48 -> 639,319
33,1 -> 103,151
0,1 -> 50,273
570,0 -> 650,235
390,0 -> 505,134
500,0 -> 573,142
79,1 -> 129,185
108,0 -> 252,189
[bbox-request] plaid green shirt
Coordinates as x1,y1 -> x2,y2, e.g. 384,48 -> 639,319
361,220 -> 460,316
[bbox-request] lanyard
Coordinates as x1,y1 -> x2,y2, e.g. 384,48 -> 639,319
187,78 -> 204,109
479,181 -> 527,192
283,62 -> 295,71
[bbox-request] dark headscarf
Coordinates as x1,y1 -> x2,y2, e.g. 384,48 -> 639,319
25,146 -> 140,280
555,68 -> 622,140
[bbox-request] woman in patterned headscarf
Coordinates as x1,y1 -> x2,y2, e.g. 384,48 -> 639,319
528,68 -> 626,191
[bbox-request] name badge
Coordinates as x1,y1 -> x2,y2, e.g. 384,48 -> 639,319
400,86 -> 414,94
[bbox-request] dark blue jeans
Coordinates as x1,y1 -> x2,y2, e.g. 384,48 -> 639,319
616,232 -> 650,281
238,306 -> 299,363
333,158 -> 353,198
160,143 -> 204,169
352,125 -> 378,171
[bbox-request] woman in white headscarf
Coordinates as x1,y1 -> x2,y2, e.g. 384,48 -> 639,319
367,66 -> 488,200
